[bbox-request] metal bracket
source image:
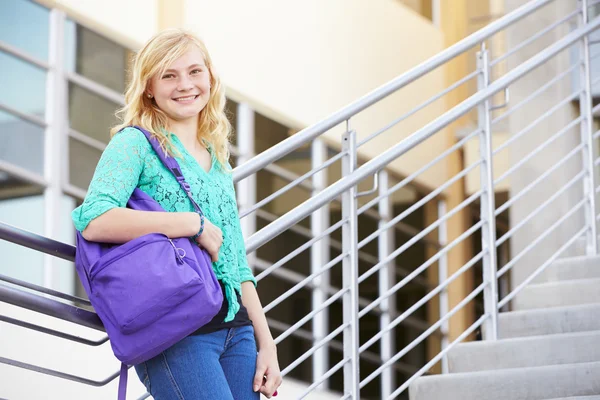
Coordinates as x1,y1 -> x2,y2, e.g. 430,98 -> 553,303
356,170 -> 380,198
490,87 -> 510,111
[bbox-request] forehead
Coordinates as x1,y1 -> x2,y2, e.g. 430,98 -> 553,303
167,46 -> 206,70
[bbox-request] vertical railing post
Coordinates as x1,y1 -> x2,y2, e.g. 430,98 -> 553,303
476,43 -> 500,340
341,121 -> 360,398
311,138 -> 330,388
378,169 -> 395,397
236,103 -> 258,268
437,199 -> 449,372
578,0 -> 599,255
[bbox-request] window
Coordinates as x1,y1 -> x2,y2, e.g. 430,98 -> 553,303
68,83 -> 120,144
0,51 -> 47,118
68,137 -> 102,190
0,111 -> 45,175
65,20 -> 134,93
0,0 -> 49,61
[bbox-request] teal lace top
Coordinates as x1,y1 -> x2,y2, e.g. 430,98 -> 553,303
71,127 -> 257,322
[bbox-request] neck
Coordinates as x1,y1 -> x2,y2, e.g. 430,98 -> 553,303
168,116 -> 200,148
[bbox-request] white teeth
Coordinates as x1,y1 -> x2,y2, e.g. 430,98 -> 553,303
174,95 -> 197,101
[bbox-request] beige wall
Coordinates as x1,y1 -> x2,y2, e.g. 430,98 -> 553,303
185,0 -> 448,190
36,0 -> 157,49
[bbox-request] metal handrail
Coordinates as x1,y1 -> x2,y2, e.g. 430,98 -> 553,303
232,0 -> 554,183
244,16 -> 600,254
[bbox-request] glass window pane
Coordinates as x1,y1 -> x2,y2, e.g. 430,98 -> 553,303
64,20 -> 134,93
0,111 -> 44,175
69,138 -> 102,190
68,83 -> 119,144
0,174 -> 45,286
0,51 -> 46,118
0,0 -> 49,61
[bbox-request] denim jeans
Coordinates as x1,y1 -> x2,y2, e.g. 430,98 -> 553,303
134,325 -> 260,400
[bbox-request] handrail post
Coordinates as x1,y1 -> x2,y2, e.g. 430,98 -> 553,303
310,138 -> 330,388
341,122 -> 360,398
377,169 -> 395,396
578,0 -> 599,255
477,43 -> 500,340
437,199 -> 449,372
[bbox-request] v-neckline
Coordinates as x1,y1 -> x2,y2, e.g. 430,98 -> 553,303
171,133 -> 215,175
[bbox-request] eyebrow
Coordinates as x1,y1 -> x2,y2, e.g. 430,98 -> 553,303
163,64 -> 206,73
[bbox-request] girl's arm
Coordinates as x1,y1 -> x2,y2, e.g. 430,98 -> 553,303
241,281 -> 282,398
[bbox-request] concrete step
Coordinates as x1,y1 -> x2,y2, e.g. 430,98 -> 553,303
513,278 -> 600,310
448,331 -> 600,373
408,361 -> 600,400
549,397 -> 600,400
497,303 -> 600,339
534,255 -> 600,283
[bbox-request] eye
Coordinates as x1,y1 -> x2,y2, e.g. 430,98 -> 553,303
161,73 -> 175,79
191,69 -> 202,75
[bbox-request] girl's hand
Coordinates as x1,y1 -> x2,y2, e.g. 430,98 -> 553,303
194,216 -> 223,262
253,345 -> 282,398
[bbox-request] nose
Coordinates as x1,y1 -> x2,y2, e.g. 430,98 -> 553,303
176,75 -> 194,92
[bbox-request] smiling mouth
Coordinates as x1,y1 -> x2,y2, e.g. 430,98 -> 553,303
173,95 -> 200,102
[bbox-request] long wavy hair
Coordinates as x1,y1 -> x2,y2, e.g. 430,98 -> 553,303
111,29 -> 231,169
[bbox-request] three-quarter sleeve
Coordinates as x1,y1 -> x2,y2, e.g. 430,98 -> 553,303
71,127 -> 150,232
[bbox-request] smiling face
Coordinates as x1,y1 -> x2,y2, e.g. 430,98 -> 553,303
147,46 -> 211,125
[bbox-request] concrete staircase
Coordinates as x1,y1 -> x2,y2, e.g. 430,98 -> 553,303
409,239 -> 600,400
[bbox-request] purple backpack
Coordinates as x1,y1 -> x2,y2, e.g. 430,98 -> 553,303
74,126 -> 223,399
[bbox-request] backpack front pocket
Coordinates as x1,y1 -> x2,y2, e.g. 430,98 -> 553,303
90,234 -> 205,334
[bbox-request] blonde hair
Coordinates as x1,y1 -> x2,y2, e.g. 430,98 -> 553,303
111,29 -> 231,169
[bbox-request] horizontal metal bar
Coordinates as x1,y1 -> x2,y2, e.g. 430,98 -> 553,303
244,15 -> 600,254
490,8 -> 581,67
357,128 -> 480,218
356,171 -> 379,198
240,151 -> 346,219
62,183 -> 88,201
262,163 -> 315,191
262,252 -> 347,313
588,0 -> 600,8
0,356 -> 123,387
495,143 -> 584,216
0,283 -> 103,332
0,315 -> 107,346
298,358 -> 349,400
359,249 -> 485,353
0,40 -> 49,70
359,191 -> 482,286
494,116 -> 583,185
493,90 -> 582,156
360,281 -> 487,388
358,162 -> 482,253
497,197 -> 587,279
136,393 -> 151,400
0,222 -> 75,262
0,160 -> 48,188
66,72 -> 124,106
281,322 -> 349,377
255,218 -> 347,282
274,287 -> 348,345
0,273 -> 92,306
359,220 -> 484,318
233,0 -> 554,183
498,225 -> 587,308
491,63 -> 578,126
357,69 -> 480,148
496,170 -> 585,247
0,101 -> 47,128
388,314 -> 488,399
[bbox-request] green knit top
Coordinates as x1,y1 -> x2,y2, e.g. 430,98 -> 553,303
71,127 -> 256,322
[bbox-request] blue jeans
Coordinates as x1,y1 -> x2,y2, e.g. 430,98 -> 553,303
135,325 -> 260,400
